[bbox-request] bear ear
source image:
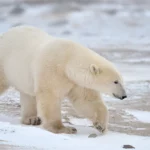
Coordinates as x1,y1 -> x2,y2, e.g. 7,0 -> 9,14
90,64 -> 101,75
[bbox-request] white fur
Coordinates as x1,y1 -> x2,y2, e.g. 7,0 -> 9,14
0,26 -> 126,134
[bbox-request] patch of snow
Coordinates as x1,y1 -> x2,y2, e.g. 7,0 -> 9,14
125,110 -> 150,123
137,128 -> 146,130
0,121 -> 150,150
116,64 -> 150,82
0,87 -> 19,104
0,114 -> 19,125
25,4 -> 52,17
0,22 -> 11,33
121,58 -> 150,63
69,117 -> 93,126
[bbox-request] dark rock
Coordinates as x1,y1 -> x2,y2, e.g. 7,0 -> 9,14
88,133 -> 98,138
123,145 -> 135,149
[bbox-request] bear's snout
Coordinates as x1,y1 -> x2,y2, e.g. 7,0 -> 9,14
113,93 -> 127,100
121,95 -> 127,100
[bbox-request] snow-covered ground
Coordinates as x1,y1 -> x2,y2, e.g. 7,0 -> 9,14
126,110 -> 150,123
0,0 -> 150,149
0,121 -> 150,150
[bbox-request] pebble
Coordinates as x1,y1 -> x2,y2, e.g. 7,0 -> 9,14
88,133 -> 98,138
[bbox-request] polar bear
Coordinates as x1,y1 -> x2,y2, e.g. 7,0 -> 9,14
0,26 -> 127,134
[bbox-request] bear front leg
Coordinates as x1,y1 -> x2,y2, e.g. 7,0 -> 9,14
20,92 -> 41,125
92,102 -> 109,133
68,86 -> 109,133
36,92 -> 77,134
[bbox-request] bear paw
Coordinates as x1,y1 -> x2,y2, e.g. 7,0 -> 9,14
21,116 -> 41,125
61,126 -> 77,134
93,122 -> 107,134
44,124 -> 77,134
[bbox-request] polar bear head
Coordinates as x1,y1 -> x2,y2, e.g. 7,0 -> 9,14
66,46 -> 127,100
89,63 -> 127,100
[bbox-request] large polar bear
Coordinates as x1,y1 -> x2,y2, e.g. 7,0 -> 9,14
0,26 -> 127,134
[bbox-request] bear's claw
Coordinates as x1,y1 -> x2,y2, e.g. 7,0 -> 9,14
62,126 -> 77,134
94,122 -> 106,133
22,116 -> 41,125
29,117 -> 41,125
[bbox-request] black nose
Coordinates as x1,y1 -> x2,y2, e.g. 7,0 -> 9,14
121,95 -> 127,99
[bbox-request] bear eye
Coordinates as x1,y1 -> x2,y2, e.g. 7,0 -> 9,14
114,81 -> 118,84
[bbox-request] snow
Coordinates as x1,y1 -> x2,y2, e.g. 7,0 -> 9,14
1,2 -> 150,50
0,121 -> 150,150
126,110 -> 150,123
69,117 -> 93,126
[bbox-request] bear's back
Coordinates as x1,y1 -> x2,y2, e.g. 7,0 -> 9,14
0,26 -> 53,61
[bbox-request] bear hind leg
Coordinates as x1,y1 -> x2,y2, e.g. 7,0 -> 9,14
20,92 -> 41,125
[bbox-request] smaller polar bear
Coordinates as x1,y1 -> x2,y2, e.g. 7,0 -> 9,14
0,26 -> 127,134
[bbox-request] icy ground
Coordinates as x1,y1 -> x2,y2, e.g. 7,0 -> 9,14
0,121 -> 150,150
0,0 -> 150,149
